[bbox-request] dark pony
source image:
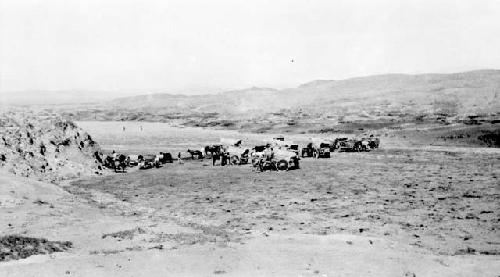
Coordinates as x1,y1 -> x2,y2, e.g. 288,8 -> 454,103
187,149 -> 204,159
204,145 -> 222,157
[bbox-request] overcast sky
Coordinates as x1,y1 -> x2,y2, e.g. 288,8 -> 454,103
1,0 -> 500,97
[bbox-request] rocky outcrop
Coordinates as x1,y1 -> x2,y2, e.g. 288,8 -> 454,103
0,109 -> 103,182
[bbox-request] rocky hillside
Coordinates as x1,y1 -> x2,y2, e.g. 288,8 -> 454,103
0,109 -> 104,182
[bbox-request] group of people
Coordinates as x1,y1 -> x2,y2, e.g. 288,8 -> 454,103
210,149 -> 231,166
205,144 -> 252,166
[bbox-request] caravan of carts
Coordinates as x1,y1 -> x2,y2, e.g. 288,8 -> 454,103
302,136 -> 381,158
332,136 -> 380,152
102,135 -> 380,173
102,151 -> 173,172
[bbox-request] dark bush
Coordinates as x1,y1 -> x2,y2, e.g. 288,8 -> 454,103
478,132 -> 500,147
0,235 -> 72,262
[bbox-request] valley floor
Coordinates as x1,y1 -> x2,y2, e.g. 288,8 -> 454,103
1,142 -> 499,276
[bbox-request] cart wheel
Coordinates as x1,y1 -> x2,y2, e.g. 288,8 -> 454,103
230,155 -> 240,165
277,160 -> 288,171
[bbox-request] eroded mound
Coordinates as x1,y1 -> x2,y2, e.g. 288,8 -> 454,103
0,108 -> 104,182
0,235 -> 72,262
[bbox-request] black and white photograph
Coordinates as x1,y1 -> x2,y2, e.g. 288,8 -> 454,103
0,0 -> 499,276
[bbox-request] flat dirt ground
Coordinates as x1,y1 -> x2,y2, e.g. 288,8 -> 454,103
2,121 -> 500,276
69,148 -> 500,255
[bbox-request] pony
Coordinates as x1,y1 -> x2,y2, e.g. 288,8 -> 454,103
187,149 -> 204,159
204,145 -> 222,158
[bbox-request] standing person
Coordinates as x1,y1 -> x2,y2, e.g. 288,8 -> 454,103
221,150 -> 229,166
177,152 -> 183,164
212,146 -> 222,166
263,144 -> 274,161
212,151 -> 219,166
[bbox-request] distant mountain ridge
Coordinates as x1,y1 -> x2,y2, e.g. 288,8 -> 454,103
3,70 -> 499,118
107,69 -> 500,116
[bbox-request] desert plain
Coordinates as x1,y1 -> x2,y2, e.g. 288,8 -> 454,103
1,119 -> 499,277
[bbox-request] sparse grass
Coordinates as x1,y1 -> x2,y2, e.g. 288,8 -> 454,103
69,148 -> 500,255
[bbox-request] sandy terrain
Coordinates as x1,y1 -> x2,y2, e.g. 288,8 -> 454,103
1,121 -> 499,276
1,166 -> 499,277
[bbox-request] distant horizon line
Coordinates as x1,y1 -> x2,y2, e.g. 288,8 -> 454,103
1,68 -> 498,97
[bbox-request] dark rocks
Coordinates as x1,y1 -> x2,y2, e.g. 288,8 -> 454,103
0,235 -> 72,262
455,247 -> 476,255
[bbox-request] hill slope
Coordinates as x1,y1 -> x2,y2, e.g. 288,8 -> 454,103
107,69 -> 500,116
